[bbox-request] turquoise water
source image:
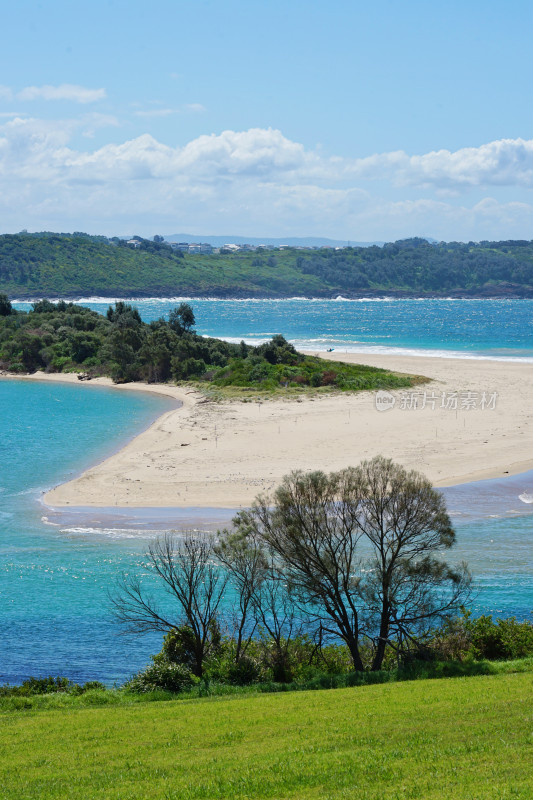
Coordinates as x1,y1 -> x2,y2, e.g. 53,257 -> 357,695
2,298 -> 533,684
0,381 -> 176,685
14,297 -> 533,359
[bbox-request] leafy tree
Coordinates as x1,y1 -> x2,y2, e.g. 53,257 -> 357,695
352,457 -> 471,669
234,468 -> 368,670
233,457 -> 471,671
168,303 -> 195,334
256,334 -> 302,365
139,325 -> 175,382
106,301 -> 142,326
0,294 -> 12,316
31,298 -> 57,314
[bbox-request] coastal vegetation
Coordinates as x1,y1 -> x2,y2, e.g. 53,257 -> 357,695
0,298 -> 417,393
112,459 -> 472,682
1,232 -> 533,298
105,459 -> 531,697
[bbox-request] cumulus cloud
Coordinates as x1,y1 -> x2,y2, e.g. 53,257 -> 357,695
0,85 -> 12,101
351,138 -> 533,190
57,127 -> 327,183
1,119 -> 533,239
17,84 -> 106,103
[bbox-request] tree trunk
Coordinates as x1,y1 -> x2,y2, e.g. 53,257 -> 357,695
371,605 -> 390,671
346,637 -> 365,671
193,647 -> 204,678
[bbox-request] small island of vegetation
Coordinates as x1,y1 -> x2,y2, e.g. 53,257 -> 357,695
0,296 -> 420,395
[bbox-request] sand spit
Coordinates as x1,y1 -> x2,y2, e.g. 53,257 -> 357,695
4,353 -> 531,510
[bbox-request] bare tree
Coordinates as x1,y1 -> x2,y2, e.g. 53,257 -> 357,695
215,529 -> 266,663
110,532 -> 228,677
250,555 -> 308,683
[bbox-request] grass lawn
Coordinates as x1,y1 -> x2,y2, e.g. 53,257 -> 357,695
0,672 -> 531,799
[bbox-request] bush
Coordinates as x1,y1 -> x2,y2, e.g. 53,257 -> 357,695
0,677 -> 109,698
224,656 -> 262,686
467,614 -> 533,660
126,662 -> 197,694
427,612 -> 533,662
0,676 -> 70,696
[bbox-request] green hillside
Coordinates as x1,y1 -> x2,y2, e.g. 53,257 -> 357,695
1,672 -> 531,799
1,232 -> 533,298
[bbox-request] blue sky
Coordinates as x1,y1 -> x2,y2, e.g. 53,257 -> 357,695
1,0 -> 533,241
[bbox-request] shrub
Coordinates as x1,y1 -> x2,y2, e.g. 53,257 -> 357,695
427,612 -> 533,662
224,656 -> 262,686
126,662 -> 197,693
0,676 -> 70,696
321,370 -> 337,386
467,614 -> 533,660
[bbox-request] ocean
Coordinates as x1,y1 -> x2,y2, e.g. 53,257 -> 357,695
13,296 -> 533,360
2,298 -> 532,685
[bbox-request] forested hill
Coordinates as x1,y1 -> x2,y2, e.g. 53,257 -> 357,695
1,232 -> 533,298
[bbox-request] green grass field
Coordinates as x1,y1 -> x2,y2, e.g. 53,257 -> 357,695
1,672 -> 531,799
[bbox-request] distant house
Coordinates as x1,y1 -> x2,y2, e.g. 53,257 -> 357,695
170,242 -> 190,252
188,242 -> 214,254
126,239 -> 141,248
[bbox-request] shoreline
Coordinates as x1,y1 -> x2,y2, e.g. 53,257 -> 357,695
3,351 -> 533,510
11,293 -> 533,301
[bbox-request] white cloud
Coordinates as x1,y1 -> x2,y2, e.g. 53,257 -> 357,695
17,84 -> 106,103
173,128 -> 321,178
80,113 -> 120,138
351,197 -> 533,242
0,85 -> 13,101
350,138 -> 533,190
1,120 -> 533,239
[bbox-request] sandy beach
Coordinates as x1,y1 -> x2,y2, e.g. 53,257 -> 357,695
7,353 -> 531,509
